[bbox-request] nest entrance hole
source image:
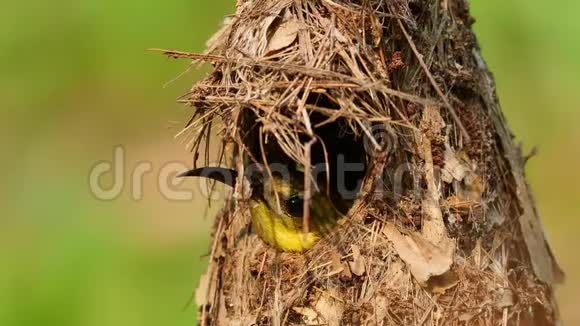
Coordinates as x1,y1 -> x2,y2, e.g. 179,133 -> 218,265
241,93 -> 368,214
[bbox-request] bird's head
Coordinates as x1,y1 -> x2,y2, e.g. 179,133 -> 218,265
178,166 -> 342,251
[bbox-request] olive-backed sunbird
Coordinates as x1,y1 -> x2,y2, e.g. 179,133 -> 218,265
179,167 -> 343,252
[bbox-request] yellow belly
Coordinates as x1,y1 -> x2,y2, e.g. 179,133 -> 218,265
249,201 -> 319,252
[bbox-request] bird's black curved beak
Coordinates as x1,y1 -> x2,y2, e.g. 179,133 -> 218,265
177,167 -> 238,188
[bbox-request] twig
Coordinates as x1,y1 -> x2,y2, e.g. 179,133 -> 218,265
151,48 -> 441,107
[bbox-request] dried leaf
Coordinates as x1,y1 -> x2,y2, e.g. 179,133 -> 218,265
383,223 -> 453,286
419,133 -> 452,248
314,289 -> 344,326
265,19 -> 299,55
427,270 -> 460,294
441,147 -> 470,183
348,245 -> 366,276
406,133 -> 456,285
292,307 -> 319,324
421,196 -> 452,246
330,251 -> 344,273
496,288 -> 515,309
441,146 -> 484,203
341,262 -> 353,279
232,9 -> 281,57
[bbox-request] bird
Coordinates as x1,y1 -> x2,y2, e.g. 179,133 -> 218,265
178,166 -> 343,252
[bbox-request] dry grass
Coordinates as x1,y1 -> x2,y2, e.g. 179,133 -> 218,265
155,0 -> 559,324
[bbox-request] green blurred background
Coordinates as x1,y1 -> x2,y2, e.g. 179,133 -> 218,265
0,1 -> 578,325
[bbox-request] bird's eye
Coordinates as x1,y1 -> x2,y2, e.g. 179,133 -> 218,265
285,196 -> 304,218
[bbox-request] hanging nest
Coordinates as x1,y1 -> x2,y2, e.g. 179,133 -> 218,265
157,0 -> 562,324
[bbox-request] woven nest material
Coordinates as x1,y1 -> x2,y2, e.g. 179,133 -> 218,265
158,0 -> 561,324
